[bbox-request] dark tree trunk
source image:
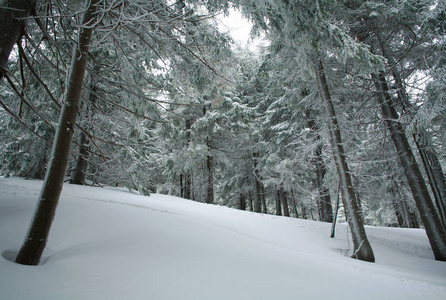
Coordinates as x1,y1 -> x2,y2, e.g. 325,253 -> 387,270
389,64 -> 446,228
314,144 -> 333,222
314,143 -> 333,222
206,152 -> 214,204
414,135 -> 446,228
275,189 -> 282,216
180,173 -> 184,198
15,0 -> 99,265
261,184 -> 267,214
252,152 -> 262,213
389,181 -> 408,227
281,188 -> 290,217
248,191 -> 253,212
426,149 -> 446,214
239,194 -> 246,210
183,119 -> 193,200
315,55 -> 375,262
300,202 -> 307,219
305,110 -> 334,222
71,77 -> 97,185
330,182 -> 341,238
291,191 -> 299,218
372,72 -> 446,261
70,130 -> 89,185
0,0 -> 34,79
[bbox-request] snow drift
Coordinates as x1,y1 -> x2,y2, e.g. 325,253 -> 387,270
0,177 -> 445,299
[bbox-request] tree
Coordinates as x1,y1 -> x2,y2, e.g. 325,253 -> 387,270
315,54 -> 374,262
228,0 -> 377,261
342,0 -> 446,261
15,0 -> 100,265
371,71 -> 446,261
0,0 -> 35,79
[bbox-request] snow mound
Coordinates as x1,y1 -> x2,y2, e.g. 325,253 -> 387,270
1,178 -> 445,299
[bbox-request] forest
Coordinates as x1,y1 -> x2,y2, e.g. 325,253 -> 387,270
0,0 -> 445,265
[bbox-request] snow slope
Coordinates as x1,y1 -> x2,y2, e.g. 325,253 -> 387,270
1,177 -> 445,299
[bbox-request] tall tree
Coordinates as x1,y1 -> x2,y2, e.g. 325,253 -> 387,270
315,54 -> 374,262
15,0 -> 100,265
342,0 -> 446,261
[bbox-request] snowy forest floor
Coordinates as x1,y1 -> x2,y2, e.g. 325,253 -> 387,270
1,177 -> 445,299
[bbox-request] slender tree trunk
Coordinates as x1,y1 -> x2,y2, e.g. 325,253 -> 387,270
248,191 -> 253,212
330,181 -> 341,238
372,71 -> 446,261
71,77 -> 98,185
71,130 -> 89,185
180,173 -> 184,198
239,194 -> 246,210
15,0 -> 99,265
414,135 -> 446,228
300,202 -> 307,219
0,0 -> 35,79
206,152 -> 214,204
275,188 -> 282,216
425,149 -> 446,212
305,110 -> 334,222
252,151 -> 262,213
388,179 -> 412,228
314,143 -> 333,222
261,184 -> 267,213
184,119 -> 193,200
184,173 -> 191,200
315,55 -> 375,262
392,201 -> 405,227
291,190 -> 299,218
281,188 -> 290,217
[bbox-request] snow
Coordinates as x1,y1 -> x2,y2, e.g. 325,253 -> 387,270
1,177 -> 445,299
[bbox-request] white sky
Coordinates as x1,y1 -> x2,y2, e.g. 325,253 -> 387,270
216,9 -> 268,52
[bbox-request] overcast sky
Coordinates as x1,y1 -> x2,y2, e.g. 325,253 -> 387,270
217,9 -> 268,52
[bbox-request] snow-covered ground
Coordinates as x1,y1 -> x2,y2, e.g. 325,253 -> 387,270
1,177 -> 445,299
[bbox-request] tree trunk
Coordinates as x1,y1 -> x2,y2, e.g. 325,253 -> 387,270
15,0 -> 99,265
239,194 -> 246,210
281,188 -> 290,217
300,202 -> 307,219
70,130 -> 89,185
0,0 -> 34,79
252,151 -> 262,213
206,152 -> 214,204
314,144 -> 333,222
291,190 -> 299,218
389,64 -> 446,228
388,179 -> 412,228
261,184 -> 267,214
372,71 -> 446,261
184,119 -> 193,200
330,181 -> 341,238
248,191 -> 253,212
315,55 -> 375,262
275,188 -> 282,216
414,135 -> 446,228
180,173 -> 184,198
71,76 -> 98,186
305,110 -> 334,222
